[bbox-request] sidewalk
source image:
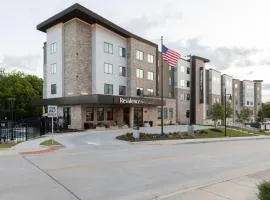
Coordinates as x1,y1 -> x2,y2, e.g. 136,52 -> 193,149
161,174 -> 262,200
137,135 -> 270,145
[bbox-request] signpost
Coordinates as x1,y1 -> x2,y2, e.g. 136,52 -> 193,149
48,105 -> 57,145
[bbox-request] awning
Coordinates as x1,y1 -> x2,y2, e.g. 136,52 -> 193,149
33,94 -> 165,106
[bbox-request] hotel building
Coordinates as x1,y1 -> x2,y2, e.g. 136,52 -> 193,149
36,4 -> 263,129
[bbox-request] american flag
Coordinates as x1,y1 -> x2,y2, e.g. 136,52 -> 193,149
162,45 -> 180,67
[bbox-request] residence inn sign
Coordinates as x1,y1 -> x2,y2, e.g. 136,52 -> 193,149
115,97 -> 163,106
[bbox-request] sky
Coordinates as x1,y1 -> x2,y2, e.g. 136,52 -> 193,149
0,0 -> 270,101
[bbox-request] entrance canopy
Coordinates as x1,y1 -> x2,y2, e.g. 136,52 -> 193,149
33,94 -> 164,106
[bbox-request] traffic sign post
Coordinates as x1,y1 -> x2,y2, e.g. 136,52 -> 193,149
48,105 -> 57,145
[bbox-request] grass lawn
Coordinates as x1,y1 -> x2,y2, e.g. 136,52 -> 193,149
0,143 -> 17,149
117,128 -> 257,142
40,139 -> 63,146
194,128 -> 256,138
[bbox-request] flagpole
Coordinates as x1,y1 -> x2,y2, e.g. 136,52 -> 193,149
161,36 -> 164,135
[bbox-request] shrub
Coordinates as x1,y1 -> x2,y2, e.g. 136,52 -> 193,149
258,181 -> 270,200
210,128 -> 222,132
199,130 -> 208,134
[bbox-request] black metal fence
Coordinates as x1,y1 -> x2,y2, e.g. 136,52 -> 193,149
0,121 -> 44,143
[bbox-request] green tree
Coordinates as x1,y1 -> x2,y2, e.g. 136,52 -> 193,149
237,108 -> 253,123
209,103 -> 224,128
225,102 -> 233,118
0,70 -> 43,120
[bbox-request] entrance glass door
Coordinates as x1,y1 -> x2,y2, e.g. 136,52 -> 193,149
134,107 -> 143,127
123,107 -> 129,126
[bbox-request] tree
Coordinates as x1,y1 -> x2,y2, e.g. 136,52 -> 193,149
237,108 -> 253,123
209,103 -> 224,128
0,70 -> 43,120
225,102 -> 233,118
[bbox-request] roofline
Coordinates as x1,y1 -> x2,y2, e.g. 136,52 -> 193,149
37,3 -> 157,47
191,55 -> 210,63
207,68 -> 221,74
221,74 -> 233,78
253,80 -> 263,83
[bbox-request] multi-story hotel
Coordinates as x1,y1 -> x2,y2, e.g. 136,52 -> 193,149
36,4 -> 263,129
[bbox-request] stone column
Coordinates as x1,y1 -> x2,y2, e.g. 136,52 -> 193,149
129,107 -> 134,128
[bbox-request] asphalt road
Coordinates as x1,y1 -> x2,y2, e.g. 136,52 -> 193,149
1,131 -> 270,200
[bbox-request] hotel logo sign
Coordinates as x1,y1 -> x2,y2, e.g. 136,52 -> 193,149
119,98 -> 145,104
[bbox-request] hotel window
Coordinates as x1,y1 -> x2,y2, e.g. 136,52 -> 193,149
50,42 -> 56,54
119,66 -> 126,76
119,47 -> 126,57
180,65 -> 185,72
169,66 -> 172,71
180,94 -> 184,100
136,69 -> 144,78
187,81 -> 190,88
147,54 -> 154,63
247,101 -> 249,105
169,108 -> 173,120
236,100 -> 238,105
106,108 -> 113,120
147,88 -> 154,96
147,72 -> 154,80
119,85 -> 126,95
51,84 -> 57,95
180,80 -> 185,87
185,93 -> 190,100
164,108 -> 168,119
186,67 -> 190,74
104,42 -> 113,54
169,78 -> 172,85
86,107 -> 94,121
186,110 -> 190,118
104,63 -> 113,74
235,83 -> 238,88
104,84 -> 113,95
158,108 -> 162,119
50,63 -> 56,74
97,108 -> 104,121
136,50 -> 144,60
136,87 -> 144,96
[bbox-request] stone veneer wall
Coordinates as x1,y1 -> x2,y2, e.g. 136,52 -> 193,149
127,38 -> 157,97
70,105 -> 83,129
63,19 -> 92,97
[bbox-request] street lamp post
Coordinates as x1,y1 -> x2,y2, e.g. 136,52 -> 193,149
224,88 -> 232,137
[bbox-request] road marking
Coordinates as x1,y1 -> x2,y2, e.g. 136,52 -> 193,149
87,141 -> 100,146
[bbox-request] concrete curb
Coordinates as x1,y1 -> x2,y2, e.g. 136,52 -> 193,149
134,135 -> 270,145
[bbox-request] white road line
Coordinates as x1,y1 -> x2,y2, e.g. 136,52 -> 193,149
87,141 -> 100,146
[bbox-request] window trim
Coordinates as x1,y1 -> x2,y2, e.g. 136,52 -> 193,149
119,85 -> 126,96
147,71 -> 154,80
136,50 -> 144,60
50,42 -> 56,54
119,47 -> 126,57
136,68 -> 144,78
119,66 -> 126,77
104,42 -> 113,54
104,63 -> 113,74
51,84 -> 57,95
104,83 -> 113,95
50,63 -> 57,74
147,54 -> 154,63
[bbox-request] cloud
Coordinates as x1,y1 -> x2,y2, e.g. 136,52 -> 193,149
0,54 -> 42,74
166,37 -> 262,70
122,1 -> 182,36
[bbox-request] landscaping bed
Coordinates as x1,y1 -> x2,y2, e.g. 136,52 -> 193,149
116,128 -> 257,142
40,139 -> 63,146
